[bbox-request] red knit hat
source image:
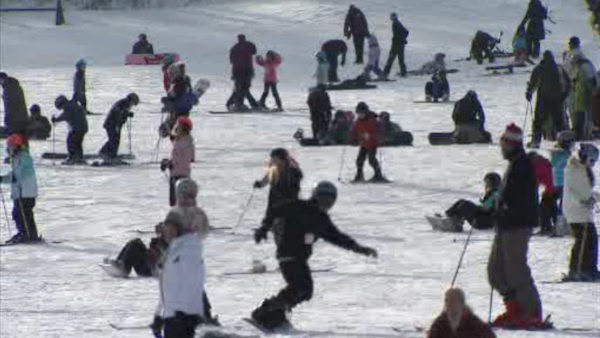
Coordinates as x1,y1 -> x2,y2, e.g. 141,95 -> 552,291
501,123 -> 523,145
6,133 -> 25,148
176,116 -> 193,131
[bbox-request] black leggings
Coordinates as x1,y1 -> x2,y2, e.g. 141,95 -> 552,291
164,312 -> 200,338
569,223 -> 598,275
99,127 -> 121,158
116,238 -> 153,277
259,82 -> 282,109
356,147 -> 381,173
67,130 -> 86,160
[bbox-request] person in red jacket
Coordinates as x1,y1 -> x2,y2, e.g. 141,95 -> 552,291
528,151 -> 556,234
350,102 -> 385,182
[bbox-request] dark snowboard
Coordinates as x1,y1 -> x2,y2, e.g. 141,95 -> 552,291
42,153 -> 136,160
297,132 -> 413,147
208,110 -> 283,115
428,132 -> 492,146
325,83 -> 377,91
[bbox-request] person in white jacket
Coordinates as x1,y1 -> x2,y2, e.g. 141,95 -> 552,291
362,34 -> 383,80
563,143 -> 599,281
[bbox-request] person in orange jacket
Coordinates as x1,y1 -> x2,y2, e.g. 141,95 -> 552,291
350,102 -> 385,182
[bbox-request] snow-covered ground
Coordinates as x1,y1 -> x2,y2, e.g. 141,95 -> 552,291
1,0 -> 599,337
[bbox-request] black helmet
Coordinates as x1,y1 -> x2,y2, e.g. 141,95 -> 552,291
312,181 -> 338,201
270,148 -> 289,161
29,104 -> 41,114
55,95 -> 68,109
483,172 -> 502,189
127,92 -> 140,105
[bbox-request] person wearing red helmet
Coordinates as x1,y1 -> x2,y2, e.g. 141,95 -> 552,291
1,133 -> 39,244
161,116 -> 195,206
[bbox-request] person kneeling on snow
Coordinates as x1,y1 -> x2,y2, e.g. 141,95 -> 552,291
452,91 -> 489,143
351,102 -> 385,182
99,93 -> 139,161
470,31 -> 500,64
26,104 -> 51,140
428,288 -> 496,338
1,134 -> 40,244
425,71 -> 450,102
328,110 -> 354,145
161,116 -> 195,206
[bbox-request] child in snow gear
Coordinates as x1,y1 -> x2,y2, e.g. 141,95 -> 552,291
256,51 -> 283,111
99,93 -> 138,161
528,151 -> 556,234
383,13 -> 408,78
72,59 -> 88,113
519,0 -> 548,58
568,53 -> 597,141
512,26 -> 531,65
306,84 -> 333,139
489,123 -> 543,329
452,91 -> 489,143
550,131 -> 575,236
314,51 -> 329,86
420,53 -> 446,75
344,5 -> 369,64
132,33 -> 154,55
161,116 -> 195,206
425,71 -> 450,102
252,181 -> 378,330
321,40 -> 347,83
52,95 -> 89,164
0,72 -> 29,135
427,288 -> 496,338
1,134 -> 39,244
470,31 -> 500,64
160,79 -> 198,137
351,102 -> 384,182
362,34 -> 383,80
563,143 -> 599,281
227,34 -> 259,111
26,104 -> 51,140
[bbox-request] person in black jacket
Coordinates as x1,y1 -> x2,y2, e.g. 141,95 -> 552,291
519,0 -> 548,58
487,123 -> 543,329
99,93 -> 139,161
227,34 -> 259,111
470,31 -> 500,64
252,181 -> 378,330
72,59 -> 89,113
343,5 -> 369,64
132,33 -> 154,55
452,91 -> 489,143
52,95 -> 89,164
306,84 -> 333,139
0,72 -> 29,135
383,13 -> 409,78
321,40 -> 347,82
26,104 -> 51,140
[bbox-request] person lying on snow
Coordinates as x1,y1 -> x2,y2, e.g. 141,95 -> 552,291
425,71 -> 450,102
327,110 -> 355,145
452,91 -> 490,143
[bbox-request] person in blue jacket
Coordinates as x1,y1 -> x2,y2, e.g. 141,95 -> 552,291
99,93 -> 139,160
52,95 -> 89,164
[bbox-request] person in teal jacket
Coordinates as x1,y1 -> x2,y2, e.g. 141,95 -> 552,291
0,133 -> 39,244
549,131 -> 575,233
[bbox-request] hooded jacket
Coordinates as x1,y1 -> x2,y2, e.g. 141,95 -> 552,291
0,149 -> 38,199
563,156 -> 597,224
256,53 -> 282,83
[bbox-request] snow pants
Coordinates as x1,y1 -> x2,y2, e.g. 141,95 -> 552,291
356,147 -> 382,176
353,35 -> 365,64
532,96 -> 566,143
526,38 -> 541,59
488,227 -> 541,318
12,198 -> 38,240
67,130 -> 86,161
383,44 -> 406,77
163,311 -> 200,338
99,127 -> 121,158
325,51 -> 340,82
259,82 -> 282,109
363,57 -> 382,78
116,238 -> 153,277
310,110 -> 330,139
227,72 -> 258,109
569,223 -> 598,277
446,199 -> 494,229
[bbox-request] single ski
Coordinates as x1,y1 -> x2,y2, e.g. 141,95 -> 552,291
0,238 -> 64,247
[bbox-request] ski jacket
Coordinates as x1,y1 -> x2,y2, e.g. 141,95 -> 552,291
344,6 -> 369,38
261,199 -> 362,261
367,35 -> 381,67
255,53 -> 282,84
230,40 -> 257,75
2,77 -> 29,132
391,19 -> 409,47
307,88 -> 332,115
562,48 -> 584,79
73,69 -> 86,97
452,97 -> 485,128
527,60 -> 570,101
351,112 -> 378,150
497,148 -> 539,229
132,40 -> 154,55
103,98 -> 132,131
564,156 -> 597,224
530,154 -> 555,194
521,0 -> 547,40
26,115 -> 51,140
481,188 -> 502,211
171,205 -> 210,239
54,100 -> 89,133
421,57 -> 446,75
550,148 -> 570,188
169,134 -> 195,178
512,32 -> 527,54
471,31 -> 497,54
571,58 -> 597,114
266,165 -> 303,212
0,149 -> 38,199
428,310 -> 496,338
155,233 -> 205,319
166,91 -> 197,115
322,40 -> 348,57
315,52 -> 329,86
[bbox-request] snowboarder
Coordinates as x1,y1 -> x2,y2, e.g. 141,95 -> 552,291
489,123 -> 543,328
251,181 -> 378,330
425,71 -> 450,102
420,53 -> 446,75
98,93 -> 139,161
306,84 -> 333,139
427,288 -> 496,338
52,95 -> 89,164
26,104 -> 51,140
519,0 -> 548,59
0,72 -> 29,135
161,116 -> 195,206
452,91 -> 489,143
351,102 -> 385,182
550,131 -> 576,236
343,5 -> 369,64
568,52 -> 597,141
132,33 -> 154,55
528,151 -> 556,234
563,143 -> 599,281
376,112 -> 404,146
1,133 -> 39,244
382,13 -> 409,78
362,34 -> 383,80
470,31 -> 500,64
321,39 -> 347,83
72,59 -> 89,113
227,34 -> 259,111
256,50 -> 283,111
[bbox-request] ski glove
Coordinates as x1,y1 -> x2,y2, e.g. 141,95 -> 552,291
253,180 -> 265,189
525,91 -> 532,102
254,227 -> 268,244
150,316 -> 163,338
51,115 -> 57,124
354,245 -> 378,258
160,159 -> 171,172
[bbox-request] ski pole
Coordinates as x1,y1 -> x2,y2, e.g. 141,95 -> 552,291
337,146 -> 347,182
450,227 -> 474,287
522,101 -> 531,135
488,287 -> 494,324
234,188 -> 256,230
52,120 -> 56,166
127,118 -> 133,157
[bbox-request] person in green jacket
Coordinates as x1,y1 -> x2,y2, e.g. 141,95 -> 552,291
569,53 -> 597,140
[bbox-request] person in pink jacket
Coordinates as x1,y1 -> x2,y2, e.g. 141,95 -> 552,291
160,116 -> 195,206
256,51 -> 283,111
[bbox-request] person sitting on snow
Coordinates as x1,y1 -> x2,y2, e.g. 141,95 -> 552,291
26,104 -> 51,140
328,110 -> 354,145
420,53 -> 446,75
470,30 -> 500,64
132,33 -> 155,55
376,112 -> 403,145
452,91 -> 489,143
425,71 -> 450,102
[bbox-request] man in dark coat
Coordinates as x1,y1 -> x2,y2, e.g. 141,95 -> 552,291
470,31 -> 500,64
452,90 -> 489,143
343,5 -> 369,64
226,34 -> 259,111
321,40 -> 347,83
72,59 -> 88,113
52,95 -> 89,164
306,84 -> 333,139
0,72 -> 29,134
132,33 -> 154,54
383,13 -> 409,78
519,0 -> 548,58
99,93 -> 139,160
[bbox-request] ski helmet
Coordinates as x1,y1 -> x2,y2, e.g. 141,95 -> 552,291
175,116 -> 193,131
29,104 -> 41,114
127,93 -> 140,105
312,181 -> 338,201
579,143 -> 599,163
270,148 -> 288,161
6,133 -> 25,148
356,101 -> 369,113
175,178 -> 198,201
557,131 -> 575,149
55,95 -> 68,109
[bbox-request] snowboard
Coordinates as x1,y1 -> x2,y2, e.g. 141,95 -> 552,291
209,109 -> 283,115
0,238 -> 64,247
413,100 -> 456,104
349,177 -> 393,184
425,215 -> 464,232
367,78 -> 396,83
325,83 -> 377,91
404,68 -> 459,76
125,53 -> 180,66
192,78 -> 210,101
243,318 -> 295,334
485,63 -> 528,73
41,153 -> 135,161
91,158 -> 130,167
428,132 -> 493,146
99,263 -> 129,278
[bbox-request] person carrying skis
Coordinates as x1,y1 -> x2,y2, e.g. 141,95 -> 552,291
382,12 -> 409,78
321,40 -> 347,83
314,51 -> 329,86
0,134 -> 39,244
256,50 -> 283,111
526,50 -> 570,148
132,33 -> 154,55
72,59 -> 89,113
306,84 -> 333,139
251,181 -> 378,330
519,0 -> 548,59
161,116 -> 195,206
470,31 -> 500,64
528,151 -> 556,234
0,72 -> 29,135
26,104 -> 51,140
362,34 -> 383,80
568,52 -> 597,141
452,91 -> 489,143
550,131 -> 576,236
563,143 -> 599,281
351,102 -> 385,182
227,34 -> 259,111
425,70 -> 450,102
343,4 -> 369,64
52,95 -> 89,164
99,93 -> 139,162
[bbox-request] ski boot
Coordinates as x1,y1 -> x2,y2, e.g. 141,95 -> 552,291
370,168 -> 389,183
492,300 -> 520,327
352,169 -> 365,183
251,298 -> 291,330
5,232 -> 25,244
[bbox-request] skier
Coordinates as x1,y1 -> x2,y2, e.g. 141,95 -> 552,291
563,143 -> 599,281
52,95 -> 89,164
0,72 -> 29,135
255,50 -> 283,111
160,116 -> 195,206
306,84 -> 333,139
568,53 -> 597,141
376,112 -> 404,146
362,34 -> 383,80
251,181 -> 378,330
528,151 -> 556,234
470,31 -> 500,64
98,93 -> 139,162
343,4 -> 369,64
519,0 -> 548,59
420,53 -> 446,75
0,133 -> 39,244
26,104 -> 51,140
132,33 -> 154,54
526,51 -> 570,148
72,59 -> 89,113
162,55 -> 176,93
549,131 -> 576,236
425,71 -> 450,102
314,51 -> 330,86
227,34 -> 259,111
562,36 -> 583,74
321,39 -> 347,83
489,123 -> 543,328
452,91 -> 489,143
351,102 -> 385,182
382,13 -> 409,78
427,288 -> 496,338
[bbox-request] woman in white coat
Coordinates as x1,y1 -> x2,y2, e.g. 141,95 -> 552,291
563,143 -> 599,281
